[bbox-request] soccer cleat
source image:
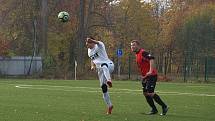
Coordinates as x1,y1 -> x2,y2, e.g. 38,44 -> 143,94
160,106 -> 169,116
147,109 -> 158,115
107,81 -> 112,88
106,105 -> 113,115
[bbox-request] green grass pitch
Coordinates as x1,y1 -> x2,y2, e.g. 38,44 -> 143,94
0,79 -> 215,121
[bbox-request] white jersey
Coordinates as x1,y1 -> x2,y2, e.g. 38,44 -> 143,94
88,41 -> 113,68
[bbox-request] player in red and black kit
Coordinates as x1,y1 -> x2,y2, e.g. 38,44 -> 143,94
131,40 -> 169,115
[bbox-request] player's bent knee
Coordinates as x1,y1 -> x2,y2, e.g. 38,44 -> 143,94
101,84 -> 108,93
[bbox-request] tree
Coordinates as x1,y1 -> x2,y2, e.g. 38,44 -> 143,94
158,0 -> 215,76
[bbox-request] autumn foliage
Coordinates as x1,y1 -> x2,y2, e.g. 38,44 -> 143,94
0,0 -> 214,79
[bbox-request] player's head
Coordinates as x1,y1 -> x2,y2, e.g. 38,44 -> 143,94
130,40 -> 141,52
86,36 -> 95,49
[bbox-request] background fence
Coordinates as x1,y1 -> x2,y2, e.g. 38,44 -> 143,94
0,55 -> 214,83
0,56 -> 42,76
113,55 -> 215,83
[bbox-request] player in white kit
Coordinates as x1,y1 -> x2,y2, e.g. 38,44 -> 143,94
86,37 -> 114,115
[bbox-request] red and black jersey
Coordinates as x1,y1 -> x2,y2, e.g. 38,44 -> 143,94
135,49 -> 157,76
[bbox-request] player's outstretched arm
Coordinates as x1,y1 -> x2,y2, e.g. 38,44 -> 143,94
86,37 -> 99,44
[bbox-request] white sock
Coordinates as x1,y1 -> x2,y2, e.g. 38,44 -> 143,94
102,67 -> 111,81
103,92 -> 112,107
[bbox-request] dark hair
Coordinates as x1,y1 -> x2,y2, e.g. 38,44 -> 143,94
86,36 -> 95,43
89,36 -> 95,40
131,40 -> 140,45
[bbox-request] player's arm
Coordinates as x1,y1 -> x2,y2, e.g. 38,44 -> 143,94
86,37 -> 105,48
90,60 -> 96,71
86,37 -> 99,44
142,51 -> 155,76
149,59 -> 155,74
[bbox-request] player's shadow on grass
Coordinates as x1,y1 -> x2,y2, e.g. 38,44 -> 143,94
140,112 -> 160,116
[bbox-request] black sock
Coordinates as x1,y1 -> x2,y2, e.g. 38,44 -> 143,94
153,94 -> 167,108
145,96 -> 157,111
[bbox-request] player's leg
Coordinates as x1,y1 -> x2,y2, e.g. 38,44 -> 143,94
153,94 -> 167,111
101,84 -> 112,107
101,84 -> 113,114
142,79 -> 158,114
149,75 -> 168,115
153,93 -> 168,115
101,63 -> 114,88
98,68 -> 113,114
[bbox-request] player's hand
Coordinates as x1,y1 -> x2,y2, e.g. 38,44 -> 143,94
146,71 -> 152,77
142,71 -> 152,81
141,75 -> 147,83
142,75 -> 148,80
91,66 -> 96,71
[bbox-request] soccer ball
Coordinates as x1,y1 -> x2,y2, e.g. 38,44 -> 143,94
58,11 -> 70,22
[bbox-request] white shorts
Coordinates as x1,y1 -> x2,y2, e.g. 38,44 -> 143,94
97,62 -> 114,86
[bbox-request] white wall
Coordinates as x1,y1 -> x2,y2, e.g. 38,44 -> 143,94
0,56 -> 42,75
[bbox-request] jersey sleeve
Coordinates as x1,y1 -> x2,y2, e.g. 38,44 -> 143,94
142,51 -> 155,60
97,41 -> 105,48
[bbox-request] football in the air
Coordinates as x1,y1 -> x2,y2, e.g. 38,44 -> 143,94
58,11 -> 70,22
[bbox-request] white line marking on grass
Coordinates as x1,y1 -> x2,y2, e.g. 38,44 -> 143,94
156,91 -> 215,97
15,84 -> 141,92
15,85 -> 100,93
186,86 -> 209,88
15,84 -> 215,97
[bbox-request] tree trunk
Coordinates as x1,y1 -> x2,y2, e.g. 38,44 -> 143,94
85,0 -> 94,36
76,0 -> 86,74
41,0 -> 48,56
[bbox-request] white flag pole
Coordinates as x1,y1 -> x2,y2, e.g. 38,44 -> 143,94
75,60 -> 77,80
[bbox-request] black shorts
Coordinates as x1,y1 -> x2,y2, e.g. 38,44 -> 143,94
142,75 -> 157,93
